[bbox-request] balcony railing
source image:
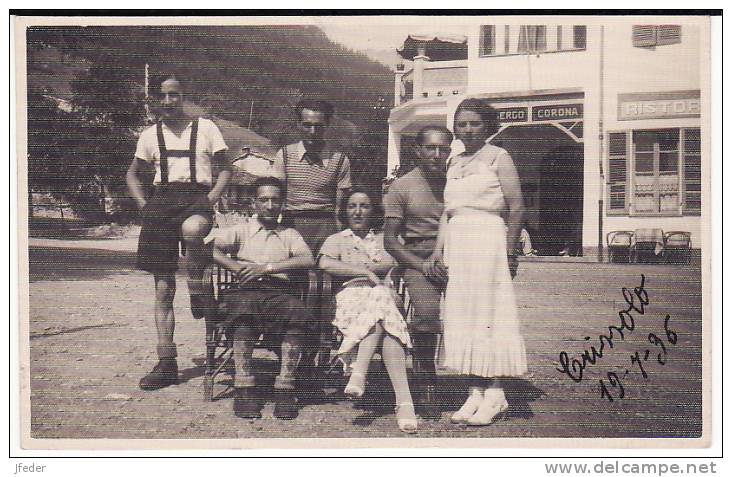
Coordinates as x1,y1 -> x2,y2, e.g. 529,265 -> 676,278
397,60 -> 468,106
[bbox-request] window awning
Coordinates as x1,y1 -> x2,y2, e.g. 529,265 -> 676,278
397,33 -> 468,61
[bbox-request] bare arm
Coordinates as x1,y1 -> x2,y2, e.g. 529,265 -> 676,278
214,246 -> 314,284
383,217 -> 424,272
335,187 -> 347,230
208,151 -> 232,205
318,256 -> 379,284
268,254 -> 315,273
430,211 -> 448,260
496,152 -> 526,255
213,247 -> 246,274
126,157 -> 149,209
383,217 -> 447,285
364,259 -> 395,277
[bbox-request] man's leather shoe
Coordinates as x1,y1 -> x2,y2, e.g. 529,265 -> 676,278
273,389 -> 299,420
233,387 -> 262,419
139,359 -> 178,391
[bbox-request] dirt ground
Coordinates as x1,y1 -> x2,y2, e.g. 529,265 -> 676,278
26,236 -> 704,441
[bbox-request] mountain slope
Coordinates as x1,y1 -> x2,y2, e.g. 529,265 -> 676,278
26,25 -> 393,146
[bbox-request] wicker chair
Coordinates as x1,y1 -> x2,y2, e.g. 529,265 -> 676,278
199,264 -> 320,401
663,231 -> 693,264
606,231 -> 634,263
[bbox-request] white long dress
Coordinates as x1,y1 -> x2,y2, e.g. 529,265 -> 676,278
440,144 -> 528,377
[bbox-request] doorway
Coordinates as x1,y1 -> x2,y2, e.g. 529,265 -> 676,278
491,124 -> 584,256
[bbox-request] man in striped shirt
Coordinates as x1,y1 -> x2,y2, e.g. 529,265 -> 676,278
271,100 -> 351,254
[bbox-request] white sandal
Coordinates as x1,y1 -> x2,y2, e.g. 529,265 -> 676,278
450,387 -> 485,424
343,372 -> 366,399
395,403 -> 418,434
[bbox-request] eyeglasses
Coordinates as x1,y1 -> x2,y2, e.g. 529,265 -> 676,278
419,146 -> 452,154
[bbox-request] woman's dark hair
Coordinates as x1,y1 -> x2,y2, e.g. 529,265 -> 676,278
453,98 -> 501,137
295,99 -> 335,123
338,186 -> 384,231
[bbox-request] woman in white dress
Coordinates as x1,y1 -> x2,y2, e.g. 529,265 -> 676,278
431,98 -> 528,426
318,187 -> 417,433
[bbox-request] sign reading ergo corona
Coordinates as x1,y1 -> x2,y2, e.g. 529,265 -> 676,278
495,104 -> 583,124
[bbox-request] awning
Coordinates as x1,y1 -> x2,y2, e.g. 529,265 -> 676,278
397,33 -> 468,61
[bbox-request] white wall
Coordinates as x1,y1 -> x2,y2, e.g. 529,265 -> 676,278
466,24 -> 597,96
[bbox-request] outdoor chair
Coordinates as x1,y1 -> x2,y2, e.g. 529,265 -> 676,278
630,228 -> 665,263
199,263 -> 320,401
663,231 -> 693,264
606,231 -> 634,263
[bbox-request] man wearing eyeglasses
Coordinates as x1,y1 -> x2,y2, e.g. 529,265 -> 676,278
383,125 -> 453,420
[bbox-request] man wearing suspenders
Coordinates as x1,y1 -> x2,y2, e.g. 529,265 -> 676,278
126,73 -> 231,391
272,100 -> 352,254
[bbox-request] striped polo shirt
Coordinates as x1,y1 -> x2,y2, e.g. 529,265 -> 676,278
272,141 -> 352,212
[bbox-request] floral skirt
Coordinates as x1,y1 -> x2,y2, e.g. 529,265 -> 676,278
333,283 -> 412,368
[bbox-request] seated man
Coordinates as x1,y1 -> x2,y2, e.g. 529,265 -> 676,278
210,176 -> 315,420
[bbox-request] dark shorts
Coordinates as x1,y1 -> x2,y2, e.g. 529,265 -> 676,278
219,281 -> 317,347
137,183 -> 213,274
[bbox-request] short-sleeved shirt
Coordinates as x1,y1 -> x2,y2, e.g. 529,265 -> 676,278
383,167 -> 444,240
272,141 -> 351,212
319,229 -> 396,269
208,218 -> 312,280
135,117 -> 228,187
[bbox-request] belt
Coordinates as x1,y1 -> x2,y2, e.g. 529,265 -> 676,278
403,236 -> 438,245
236,275 -> 293,290
287,210 -> 334,218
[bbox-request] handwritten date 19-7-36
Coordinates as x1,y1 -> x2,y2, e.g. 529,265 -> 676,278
556,274 -> 649,383
599,314 -> 678,403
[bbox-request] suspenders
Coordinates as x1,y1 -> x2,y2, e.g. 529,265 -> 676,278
156,118 -> 199,185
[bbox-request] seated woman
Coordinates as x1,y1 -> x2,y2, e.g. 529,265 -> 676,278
318,187 -> 417,434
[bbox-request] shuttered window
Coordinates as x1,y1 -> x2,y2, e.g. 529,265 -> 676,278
573,25 -> 587,49
556,25 -> 562,50
480,25 -> 496,56
607,132 -> 630,214
682,128 -> 701,215
657,25 -> 682,45
633,25 -> 681,47
610,128 -> 701,217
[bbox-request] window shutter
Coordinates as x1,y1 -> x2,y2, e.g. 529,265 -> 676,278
608,132 -> 630,214
657,25 -> 682,45
573,25 -> 587,49
556,25 -> 562,50
480,25 -> 496,56
633,25 -> 657,47
682,128 -> 701,215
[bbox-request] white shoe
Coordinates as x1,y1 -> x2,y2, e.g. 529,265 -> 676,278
344,372 -> 366,399
396,403 -> 418,434
467,388 -> 509,426
450,387 -> 484,424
